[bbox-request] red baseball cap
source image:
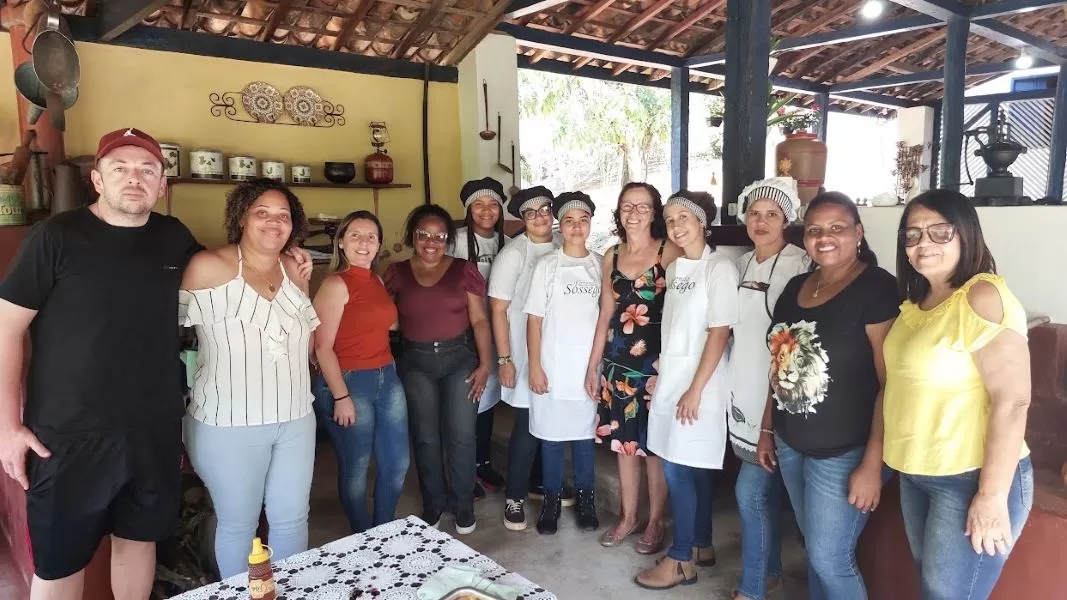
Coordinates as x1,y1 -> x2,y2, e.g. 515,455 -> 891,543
95,127 -> 165,165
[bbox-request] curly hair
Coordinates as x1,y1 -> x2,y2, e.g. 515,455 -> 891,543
223,178 -> 308,250
613,182 -> 667,243
402,203 -> 457,249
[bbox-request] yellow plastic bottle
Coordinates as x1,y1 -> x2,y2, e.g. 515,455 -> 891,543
247,537 -> 277,600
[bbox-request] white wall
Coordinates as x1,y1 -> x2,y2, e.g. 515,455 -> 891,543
859,205 -> 1067,322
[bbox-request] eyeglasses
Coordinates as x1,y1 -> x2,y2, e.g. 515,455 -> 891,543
900,223 -> 956,247
619,203 -> 652,214
521,205 -> 552,220
415,229 -> 448,243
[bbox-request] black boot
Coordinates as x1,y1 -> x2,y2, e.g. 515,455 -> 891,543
576,488 -> 599,531
536,492 -> 562,535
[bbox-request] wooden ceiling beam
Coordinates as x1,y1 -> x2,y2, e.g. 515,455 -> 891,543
391,0 -> 453,60
571,0 -> 674,70
179,0 -> 202,31
772,7 -> 849,75
645,0 -> 726,51
813,32 -> 916,83
257,0 -> 293,42
443,0 -> 516,64
528,0 -> 616,65
844,29 -> 946,81
331,0 -> 377,51
96,0 -> 171,41
686,0 -> 808,59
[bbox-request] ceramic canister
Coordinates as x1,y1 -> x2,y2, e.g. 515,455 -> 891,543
291,164 -> 311,183
0,184 -> 27,226
159,143 -> 181,178
189,149 -> 224,179
262,161 -> 286,182
229,156 -> 258,181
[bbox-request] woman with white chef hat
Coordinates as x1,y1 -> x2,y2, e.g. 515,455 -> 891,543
524,192 -> 603,536
636,190 -> 739,590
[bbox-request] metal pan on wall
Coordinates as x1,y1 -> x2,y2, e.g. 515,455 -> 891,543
31,27 -> 80,132
14,61 -> 78,126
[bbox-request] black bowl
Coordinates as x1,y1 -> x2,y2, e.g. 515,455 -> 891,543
324,161 -> 356,184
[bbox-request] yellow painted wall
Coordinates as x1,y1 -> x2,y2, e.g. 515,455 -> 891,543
0,34 -> 463,255
0,34 -> 20,153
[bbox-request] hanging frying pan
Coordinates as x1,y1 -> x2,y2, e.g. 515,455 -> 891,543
31,28 -> 80,132
14,61 -> 78,126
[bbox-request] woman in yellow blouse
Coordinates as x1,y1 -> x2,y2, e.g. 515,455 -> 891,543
883,189 -> 1032,600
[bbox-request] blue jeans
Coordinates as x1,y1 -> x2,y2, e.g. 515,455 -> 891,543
736,461 -> 784,599
663,460 -> 714,562
776,436 -> 876,600
900,456 -> 1033,600
313,364 -> 410,533
541,439 -> 594,494
183,413 -> 316,579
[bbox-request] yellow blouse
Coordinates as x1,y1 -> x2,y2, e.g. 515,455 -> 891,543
882,273 -> 1030,476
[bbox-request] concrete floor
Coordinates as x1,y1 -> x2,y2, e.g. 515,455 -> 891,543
306,437 -> 811,600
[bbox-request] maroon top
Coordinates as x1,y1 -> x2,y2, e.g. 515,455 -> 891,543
385,258 -> 486,342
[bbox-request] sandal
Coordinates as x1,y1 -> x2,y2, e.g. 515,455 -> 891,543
634,559 -> 698,591
599,520 -> 644,547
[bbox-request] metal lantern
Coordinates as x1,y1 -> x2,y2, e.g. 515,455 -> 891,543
365,121 -> 394,184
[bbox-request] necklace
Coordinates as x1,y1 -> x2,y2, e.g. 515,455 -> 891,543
813,261 -> 858,298
244,260 -> 280,294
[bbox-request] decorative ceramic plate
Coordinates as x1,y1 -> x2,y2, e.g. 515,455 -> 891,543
284,86 -> 325,126
241,81 -> 283,123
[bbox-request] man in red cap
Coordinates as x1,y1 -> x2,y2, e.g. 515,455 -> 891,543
0,127 -> 307,600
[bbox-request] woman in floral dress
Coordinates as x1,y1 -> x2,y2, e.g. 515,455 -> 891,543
585,182 -> 681,554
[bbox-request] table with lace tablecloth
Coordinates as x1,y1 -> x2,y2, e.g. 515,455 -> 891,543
172,516 -> 555,600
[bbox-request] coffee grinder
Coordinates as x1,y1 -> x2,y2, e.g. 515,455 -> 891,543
963,108 -> 1030,206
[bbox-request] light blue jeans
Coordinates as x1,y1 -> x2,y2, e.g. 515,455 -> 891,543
313,364 -> 410,533
735,461 -> 784,599
776,436 -> 882,600
183,413 -> 316,578
900,456 -> 1033,600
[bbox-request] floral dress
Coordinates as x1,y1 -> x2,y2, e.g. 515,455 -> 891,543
594,241 -> 667,455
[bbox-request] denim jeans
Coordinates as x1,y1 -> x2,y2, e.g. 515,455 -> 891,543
900,456 -> 1033,600
399,334 -> 479,515
312,364 -> 410,533
505,407 -> 540,501
541,439 -> 594,494
776,436 -> 876,600
735,460 -> 784,599
663,460 -> 714,562
183,413 -> 316,579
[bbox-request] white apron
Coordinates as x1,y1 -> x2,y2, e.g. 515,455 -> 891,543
647,248 -> 731,469
502,238 -> 559,409
529,252 -> 600,441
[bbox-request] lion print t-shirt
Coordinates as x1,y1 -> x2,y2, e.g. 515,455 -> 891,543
768,265 -> 899,458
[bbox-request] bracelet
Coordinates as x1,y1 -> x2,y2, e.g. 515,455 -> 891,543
760,428 -> 774,435
334,394 -> 351,402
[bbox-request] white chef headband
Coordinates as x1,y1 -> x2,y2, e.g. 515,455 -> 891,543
463,189 -> 504,209
736,177 -> 801,224
556,200 -> 592,217
519,196 -> 553,214
664,195 -> 707,226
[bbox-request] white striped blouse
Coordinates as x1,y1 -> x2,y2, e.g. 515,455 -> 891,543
178,256 -> 320,427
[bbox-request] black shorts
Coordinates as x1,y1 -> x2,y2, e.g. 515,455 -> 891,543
25,424 -> 182,580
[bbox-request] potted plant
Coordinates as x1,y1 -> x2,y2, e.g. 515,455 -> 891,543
707,96 -> 724,127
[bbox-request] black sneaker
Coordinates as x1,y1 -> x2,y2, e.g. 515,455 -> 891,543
456,506 -> 477,535
561,487 -> 576,508
503,498 -> 527,531
420,509 -> 443,529
536,492 -> 561,535
476,461 -> 506,492
473,482 -> 487,501
527,484 -> 545,501
575,489 -> 599,531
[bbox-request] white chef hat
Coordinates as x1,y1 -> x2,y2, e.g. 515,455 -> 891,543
736,177 -> 801,224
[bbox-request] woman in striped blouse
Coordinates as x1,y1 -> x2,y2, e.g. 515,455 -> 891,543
179,178 -> 320,578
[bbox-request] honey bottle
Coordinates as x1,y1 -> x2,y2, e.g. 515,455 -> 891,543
248,537 -> 277,600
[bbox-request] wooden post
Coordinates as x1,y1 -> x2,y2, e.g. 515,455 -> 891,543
939,16 -> 968,189
722,0 -> 770,224
815,93 -> 830,142
670,66 -> 690,194
1046,65 -> 1067,202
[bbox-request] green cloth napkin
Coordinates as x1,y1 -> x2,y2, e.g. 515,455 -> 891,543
416,565 -> 522,600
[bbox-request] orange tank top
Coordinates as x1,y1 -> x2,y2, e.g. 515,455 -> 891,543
334,267 -> 397,371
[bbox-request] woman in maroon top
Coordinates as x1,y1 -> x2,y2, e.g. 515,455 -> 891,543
385,204 -> 492,535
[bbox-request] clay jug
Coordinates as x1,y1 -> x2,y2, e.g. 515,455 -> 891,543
775,132 -> 827,205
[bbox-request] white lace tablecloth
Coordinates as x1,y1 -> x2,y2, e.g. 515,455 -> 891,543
171,516 -> 555,600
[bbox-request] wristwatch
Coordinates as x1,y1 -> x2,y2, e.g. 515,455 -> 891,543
497,355 -> 513,366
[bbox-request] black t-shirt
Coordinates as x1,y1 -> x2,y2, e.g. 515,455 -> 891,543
0,207 -> 203,434
768,265 -> 899,458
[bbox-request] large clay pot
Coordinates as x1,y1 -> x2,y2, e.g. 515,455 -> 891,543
364,151 -> 394,184
775,132 -> 827,205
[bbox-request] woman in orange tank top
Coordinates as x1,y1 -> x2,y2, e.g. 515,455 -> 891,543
311,210 -> 409,533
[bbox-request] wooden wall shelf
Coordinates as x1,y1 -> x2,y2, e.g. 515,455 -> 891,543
163,177 -> 412,215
